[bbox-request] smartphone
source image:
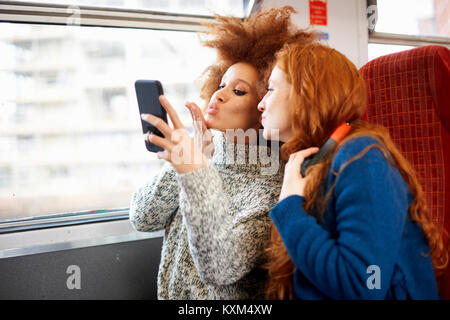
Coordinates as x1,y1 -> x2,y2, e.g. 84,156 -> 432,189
300,122 -> 352,177
135,80 -> 167,152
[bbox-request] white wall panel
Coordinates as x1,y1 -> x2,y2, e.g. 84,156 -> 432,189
261,0 -> 368,68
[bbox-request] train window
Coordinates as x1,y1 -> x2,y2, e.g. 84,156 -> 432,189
22,0 -> 246,17
368,43 -> 414,61
0,23 -> 215,227
374,0 -> 448,38
368,0 -> 449,60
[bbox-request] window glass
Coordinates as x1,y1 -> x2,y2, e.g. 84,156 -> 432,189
0,23 -> 215,220
22,0 -> 246,17
374,0 -> 450,38
368,43 -> 415,61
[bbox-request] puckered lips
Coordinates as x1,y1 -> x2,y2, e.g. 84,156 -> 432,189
207,103 -> 219,114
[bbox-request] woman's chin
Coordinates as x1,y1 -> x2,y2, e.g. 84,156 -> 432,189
205,117 -> 216,129
262,127 -> 281,142
262,129 -> 269,140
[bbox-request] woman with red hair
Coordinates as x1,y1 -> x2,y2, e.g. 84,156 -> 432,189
258,43 -> 448,299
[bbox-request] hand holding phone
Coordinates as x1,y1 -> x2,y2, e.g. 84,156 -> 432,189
135,80 -> 167,152
140,94 -> 209,174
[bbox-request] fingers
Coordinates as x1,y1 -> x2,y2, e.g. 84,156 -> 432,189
187,102 -> 204,121
143,132 -> 174,151
184,102 -> 198,128
141,113 -> 172,138
157,150 -> 170,161
185,103 -> 195,122
185,102 -> 208,131
288,147 -> 320,168
159,95 -> 184,129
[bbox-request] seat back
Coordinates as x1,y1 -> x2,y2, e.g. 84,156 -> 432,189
360,45 -> 450,299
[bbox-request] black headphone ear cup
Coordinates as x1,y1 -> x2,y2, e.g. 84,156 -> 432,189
300,157 -> 313,177
300,122 -> 352,177
300,138 -> 338,177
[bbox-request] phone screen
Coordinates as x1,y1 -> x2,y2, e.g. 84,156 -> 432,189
135,80 -> 168,152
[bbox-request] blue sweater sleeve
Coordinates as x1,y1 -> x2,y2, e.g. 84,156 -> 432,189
270,138 -> 411,299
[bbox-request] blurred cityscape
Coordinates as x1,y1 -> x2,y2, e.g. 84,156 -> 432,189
0,0 -> 235,219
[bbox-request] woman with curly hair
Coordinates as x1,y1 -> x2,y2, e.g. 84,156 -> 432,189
129,7 -> 315,299
259,42 -> 448,299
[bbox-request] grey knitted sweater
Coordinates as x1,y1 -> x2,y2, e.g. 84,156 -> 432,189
129,130 -> 284,299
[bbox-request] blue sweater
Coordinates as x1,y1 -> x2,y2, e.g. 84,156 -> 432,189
270,136 -> 440,300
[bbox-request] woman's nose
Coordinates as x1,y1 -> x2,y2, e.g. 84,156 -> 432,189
257,99 -> 265,112
215,90 -> 225,103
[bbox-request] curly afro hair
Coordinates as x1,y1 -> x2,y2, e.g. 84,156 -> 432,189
198,6 -> 316,108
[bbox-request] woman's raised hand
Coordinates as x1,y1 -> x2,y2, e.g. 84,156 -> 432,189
141,95 -> 208,174
184,101 -> 215,159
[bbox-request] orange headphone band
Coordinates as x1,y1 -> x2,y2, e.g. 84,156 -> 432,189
330,122 -> 352,143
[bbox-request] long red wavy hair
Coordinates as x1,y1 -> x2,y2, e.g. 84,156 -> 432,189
264,43 -> 449,299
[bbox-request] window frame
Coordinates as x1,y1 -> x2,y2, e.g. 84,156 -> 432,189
0,208 -> 129,234
0,0 -> 216,31
369,32 -> 450,48
367,0 -> 450,51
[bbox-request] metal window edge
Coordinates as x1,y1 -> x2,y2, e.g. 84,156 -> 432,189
0,208 -> 132,234
369,32 -> 450,48
0,1 -> 218,31
0,220 -> 164,259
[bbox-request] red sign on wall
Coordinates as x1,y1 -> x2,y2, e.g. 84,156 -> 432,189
309,0 -> 327,26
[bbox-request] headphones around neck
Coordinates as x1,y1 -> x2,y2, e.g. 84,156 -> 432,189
300,122 -> 352,177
